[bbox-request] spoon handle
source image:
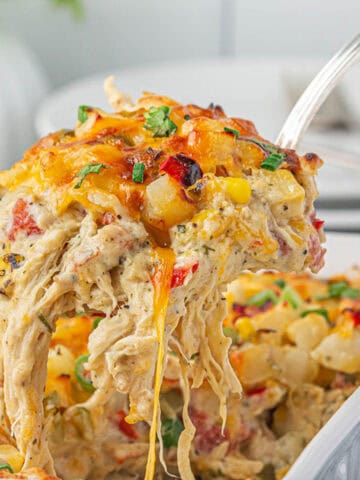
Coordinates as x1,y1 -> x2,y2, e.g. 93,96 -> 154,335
276,33 -> 360,150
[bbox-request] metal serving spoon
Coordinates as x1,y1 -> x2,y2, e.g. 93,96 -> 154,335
276,33 -> 360,150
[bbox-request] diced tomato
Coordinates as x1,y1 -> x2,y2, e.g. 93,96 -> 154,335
171,262 -> 199,288
99,212 -> 115,225
196,424 -> 228,453
159,154 -> 202,187
352,310 -> 360,327
312,216 -> 325,231
246,386 -> 266,396
232,302 -> 272,318
7,198 -> 42,241
248,239 -> 263,248
271,230 -> 291,255
115,409 -> 138,440
331,372 -> 356,389
190,408 -> 228,453
309,232 -> 326,272
343,308 -> 360,327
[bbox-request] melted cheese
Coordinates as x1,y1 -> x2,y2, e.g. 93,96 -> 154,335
144,247 -> 175,480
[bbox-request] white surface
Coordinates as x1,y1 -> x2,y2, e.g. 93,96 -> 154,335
0,35 -> 49,168
0,0 -> 222,88
320,232 -> 360,277
317,209 -> 360,232
35,58 -> 360,202
233,1 -> 360,58
2,0 -> 360,88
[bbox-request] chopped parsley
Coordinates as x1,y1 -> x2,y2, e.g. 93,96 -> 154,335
246,138 -> 286,171
223,326 -> 239,345
92,316 -> 104,329
329,281 -> 349,297
274,278 -> 286,289
184,114 -> 191,121
132,162 -> 145,183
162,418 -> 184,448
38,314 -> 54,333
301,308 -> 330,324
143,106 -> 177,137
316,281 -> 360,300
247,289 -> 278,307
224,127 -> 240,138
74,354 -> 95,393
0,464 -> 14,474
342,287 -> 360,299
74,163 -> 109,189
260,152 -> 286,171
77,105 -> 92,123
279,285 -> 302,309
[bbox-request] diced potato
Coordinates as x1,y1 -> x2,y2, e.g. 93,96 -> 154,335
253,305 -> 298,345
261,169 -> 305,219
311,330 -> 360,373
273,384 -> 324,439
272,346 -> 319,386
144,174 -> 196,229
47,344 -> 76,378
286,313 -> 329,351
230,344 -> 274,386
0,444 -> 24,472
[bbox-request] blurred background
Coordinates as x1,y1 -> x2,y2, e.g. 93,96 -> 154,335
0,0 -> 359,231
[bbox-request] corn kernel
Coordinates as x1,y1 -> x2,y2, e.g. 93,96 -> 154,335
47,344 -> 76,378
0,445 -> 24,472
220,177 -> 251,204
235,317 -> 255,340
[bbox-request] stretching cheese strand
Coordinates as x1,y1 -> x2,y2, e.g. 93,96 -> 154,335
144,248 -> 175,480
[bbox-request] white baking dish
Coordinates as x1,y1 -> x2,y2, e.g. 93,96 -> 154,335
285,231 -> 360,480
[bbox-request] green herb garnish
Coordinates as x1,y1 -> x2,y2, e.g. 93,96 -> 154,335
341,287 -> 360,299
246,138 -> 285,171
301,308 -> 330,324
247,289 -> 278,307
279,285 -> 302,309
74,354 -> 95,393
77,105 -> 93,123
0,463 -> 14,474
74,163 -> 109,189
329,281 -> 349,297
224,127 -> 239,138
162,418 -> 184,448
223,327 -> 239,345
38,314 -> 54,333
92,317 -> 103,329
316,281 -> 360,300
132,162 -> 145,183
184,114 -> 191,121
143,106 -> 177,137
274,278 -> 286,289
260,153 -> 286,171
